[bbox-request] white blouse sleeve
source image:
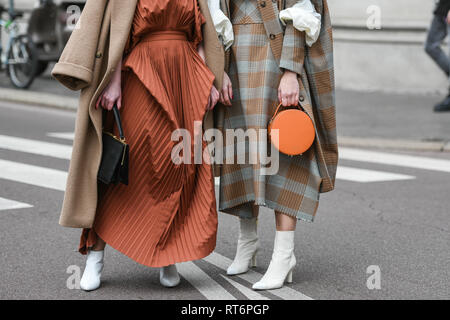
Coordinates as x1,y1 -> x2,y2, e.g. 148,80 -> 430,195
207,0 -> 234,51
279,0 -> 321,47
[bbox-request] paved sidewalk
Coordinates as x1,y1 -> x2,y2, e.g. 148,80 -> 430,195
1,65 -> 450,151
337,90 -> 450,142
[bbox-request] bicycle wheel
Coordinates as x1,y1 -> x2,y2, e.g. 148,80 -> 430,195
7,35 -> 38,89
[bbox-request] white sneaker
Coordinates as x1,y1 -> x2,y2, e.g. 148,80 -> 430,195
80,250 -> 104,291
227,217 -> 259,276
160,264 -> 180,288
252,231 -> 296,290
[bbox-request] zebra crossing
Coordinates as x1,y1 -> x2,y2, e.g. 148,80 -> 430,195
0,196 -> 33,211
2,132 -> 450,299
3,131 -> 450,213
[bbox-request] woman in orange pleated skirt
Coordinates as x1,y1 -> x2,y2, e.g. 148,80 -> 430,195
77,0 -> 220,291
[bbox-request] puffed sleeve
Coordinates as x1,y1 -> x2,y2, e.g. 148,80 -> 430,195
207,0 -> 234,51
280,0 -> 321,47
279,0 -> 321,75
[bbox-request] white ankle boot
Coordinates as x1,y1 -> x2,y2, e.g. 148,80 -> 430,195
80,250 -> 104,291
227,217 -> 259,275
252,231 -> 296,290
160,264 -> 180,287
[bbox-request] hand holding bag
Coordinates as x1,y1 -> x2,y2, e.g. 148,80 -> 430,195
97,104 -> 129,185
268,102 -> 315,156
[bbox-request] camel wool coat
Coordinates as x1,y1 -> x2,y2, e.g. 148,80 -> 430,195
52,0 -> 225,228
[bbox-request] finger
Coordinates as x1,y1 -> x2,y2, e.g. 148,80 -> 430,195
278,88 -> 282,104
101,96 -> 107,110
214,91 -> 220,107
116,94 -> 122,110
287,94 -> 294,106
106,99 -> 114,111
96,95 -> 102,109
221,91 -> 228,105
290,94 -> 297,106
216,93 -> 220,105
285,95 -> 291,107
206,96 -> 212,111
285,96 -> 291,106
102,97 -> 108,110
212,94 -> 219,109
222,89 -> 230,106
290,97 -> 296,106
226,85 -> 232,104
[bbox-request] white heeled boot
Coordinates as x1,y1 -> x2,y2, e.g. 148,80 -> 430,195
160,264 -> 180,288
227,217 -> 259,275
252,231 -> 296,290
80,250 -> 104,291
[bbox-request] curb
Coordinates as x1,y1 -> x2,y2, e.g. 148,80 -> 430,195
1,87 -> 449,153
0,87 -> 78,111
338,136 -> 450,153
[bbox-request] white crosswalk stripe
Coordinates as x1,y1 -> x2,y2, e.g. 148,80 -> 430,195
0,159 -> 67,191
214,166 -> 415,185
336,166 -> 415,182
0,197 -> 33,211
220,275 -> 270,300
0,134 -> 72,160
340,147 -> 450,173
46,132 -> 75,141
177,261 -> 237,300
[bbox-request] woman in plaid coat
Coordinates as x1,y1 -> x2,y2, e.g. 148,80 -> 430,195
208,0 -> 337,290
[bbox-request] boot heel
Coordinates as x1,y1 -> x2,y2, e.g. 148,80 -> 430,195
250,253 -> 257,268
286,269 -> 293,283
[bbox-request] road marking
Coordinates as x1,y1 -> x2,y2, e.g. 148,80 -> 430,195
0,134 -> 72,160
0,134 -> 436,188
46,132 -> 75,141
35,134 -> 450,174
0,197 -> 33,211
0,159 -> 67,191
340,147 -> 450,173
220,275 -> 270,300
203,252 -> 313,300
216,167 -> 415,184
177,261 -> 236,300
337,166 -> 415,183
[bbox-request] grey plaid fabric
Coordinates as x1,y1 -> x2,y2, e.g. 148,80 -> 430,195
216,0 -> 337,222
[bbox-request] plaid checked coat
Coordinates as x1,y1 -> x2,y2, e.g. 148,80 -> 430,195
214,0 -> 337,222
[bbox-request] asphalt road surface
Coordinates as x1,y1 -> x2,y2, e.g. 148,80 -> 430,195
0,101 -> 449,300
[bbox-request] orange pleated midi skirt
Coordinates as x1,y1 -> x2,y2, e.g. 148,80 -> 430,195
79,0 -> 218,268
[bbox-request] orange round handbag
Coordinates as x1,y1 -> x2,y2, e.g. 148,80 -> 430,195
268,103 -> 315,156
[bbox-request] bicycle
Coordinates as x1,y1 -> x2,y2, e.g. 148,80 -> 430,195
0,0 -> 38,89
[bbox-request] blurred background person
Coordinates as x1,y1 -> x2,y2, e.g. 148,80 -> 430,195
425,0 -> 450,112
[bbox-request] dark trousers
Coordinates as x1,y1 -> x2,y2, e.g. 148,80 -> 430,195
425,14 -> 450,78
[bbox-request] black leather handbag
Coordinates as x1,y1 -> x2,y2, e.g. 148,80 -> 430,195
97,104 -> 129,185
